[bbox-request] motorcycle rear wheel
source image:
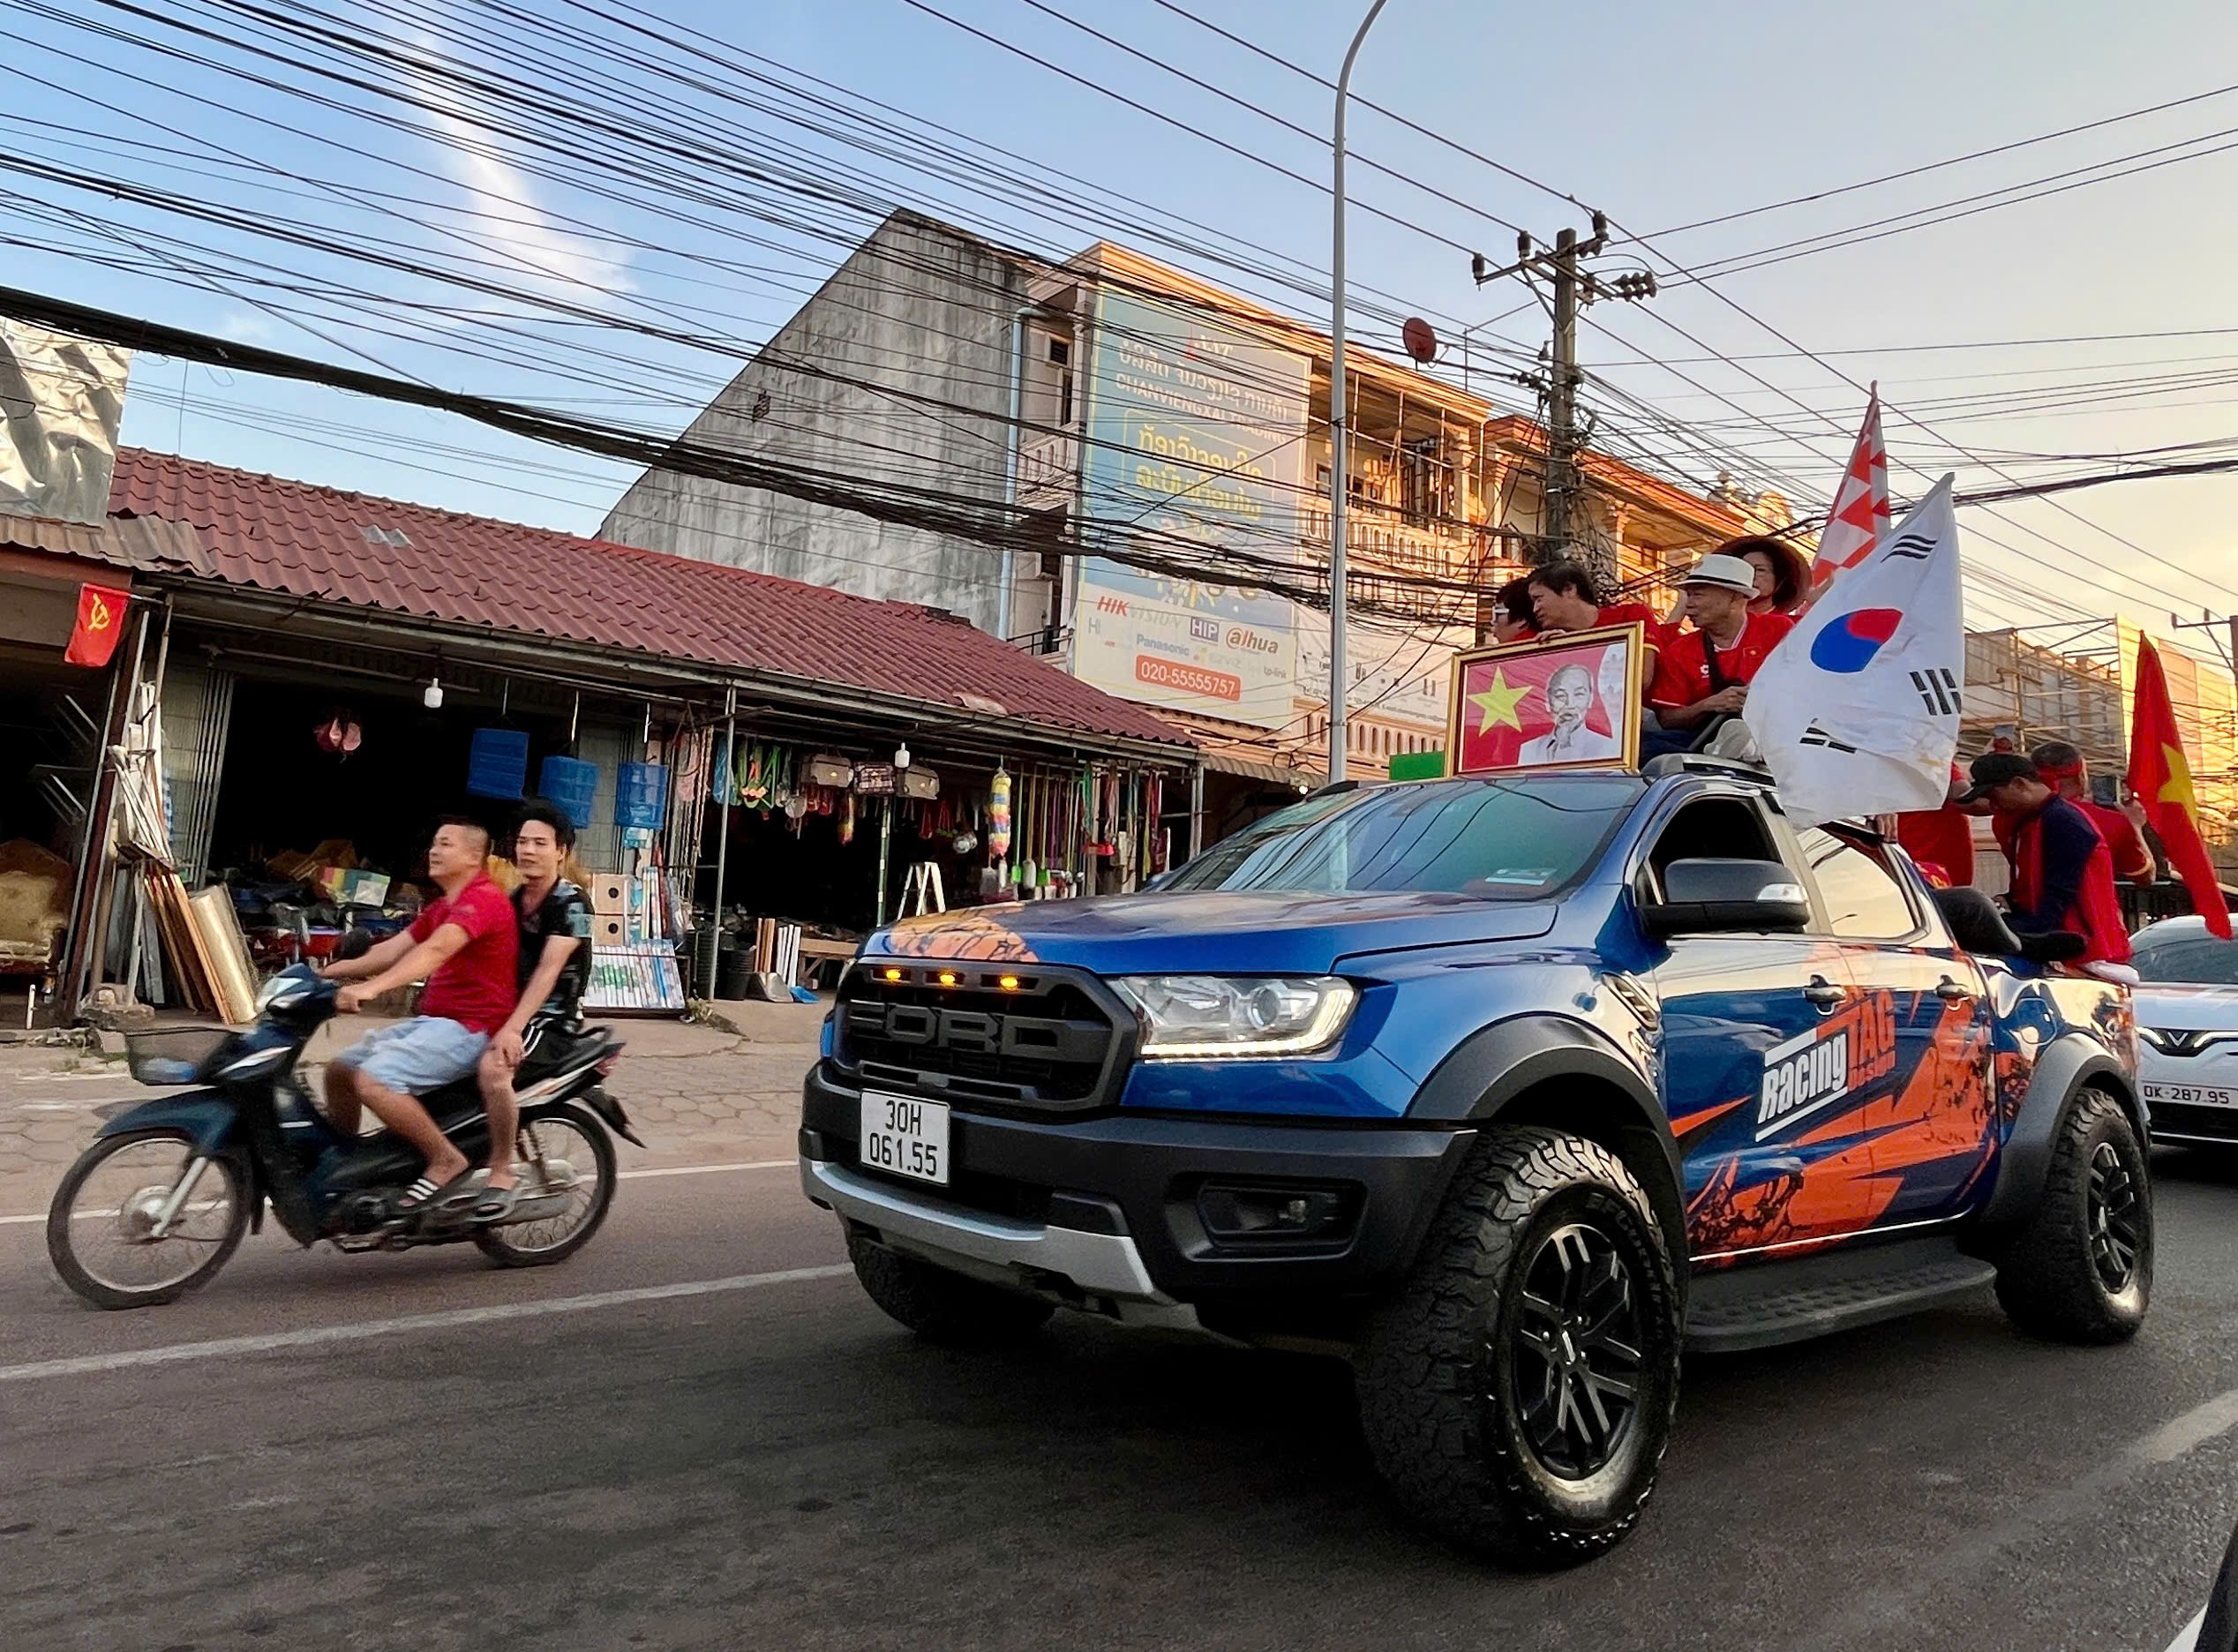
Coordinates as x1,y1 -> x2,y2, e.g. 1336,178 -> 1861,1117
472,1104 -> 615,1268
49,1131 -> 249,1310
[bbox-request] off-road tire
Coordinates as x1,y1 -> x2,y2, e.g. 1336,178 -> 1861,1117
1356,1126 -> 1681,1567
847,1234 -> 1056,1344
1994,1089 -> 2151,1344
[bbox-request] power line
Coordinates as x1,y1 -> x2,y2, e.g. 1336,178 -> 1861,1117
1632,78 -> 2238,240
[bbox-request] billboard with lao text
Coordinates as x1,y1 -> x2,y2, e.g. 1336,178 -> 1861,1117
1070,289 -> 1309,729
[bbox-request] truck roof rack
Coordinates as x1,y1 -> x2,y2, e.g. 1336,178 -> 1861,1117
1640,754 -> 1778,785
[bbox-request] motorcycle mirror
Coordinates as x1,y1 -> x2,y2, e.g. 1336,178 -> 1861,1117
334,927 -> 375,963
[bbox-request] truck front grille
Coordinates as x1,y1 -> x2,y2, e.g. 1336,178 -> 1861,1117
833,963 -> 1128,1111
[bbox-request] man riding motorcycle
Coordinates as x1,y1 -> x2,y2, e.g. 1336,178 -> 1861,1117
472,800 -> 595,1223
320,818 -> 520,1220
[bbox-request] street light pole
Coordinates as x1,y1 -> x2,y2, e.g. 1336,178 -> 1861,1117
1326,0 -> 1388,785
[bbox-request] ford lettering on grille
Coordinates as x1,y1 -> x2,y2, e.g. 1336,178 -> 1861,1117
837,980 -> 1117,1108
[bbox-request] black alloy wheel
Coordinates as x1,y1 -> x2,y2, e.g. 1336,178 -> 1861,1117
2086,1139 -> 2143,1294
1511,1222 -> 1646,1481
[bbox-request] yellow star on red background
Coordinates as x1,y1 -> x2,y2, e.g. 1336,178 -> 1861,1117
1469,668 -> 1529,735
2160,742 -> 2199,815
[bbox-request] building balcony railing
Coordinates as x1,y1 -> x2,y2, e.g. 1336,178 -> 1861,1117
1299,497 -> 1489,577
1017,431 -> 1078,505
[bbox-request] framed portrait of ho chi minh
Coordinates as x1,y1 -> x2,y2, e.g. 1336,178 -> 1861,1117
1446,623 -> 1646,777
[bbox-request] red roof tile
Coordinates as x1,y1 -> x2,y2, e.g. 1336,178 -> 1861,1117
106,449 -> 1190,752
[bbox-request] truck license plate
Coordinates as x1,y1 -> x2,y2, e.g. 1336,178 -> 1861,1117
860,1091 -> 950,1185
2143,1081 -> 2237,1109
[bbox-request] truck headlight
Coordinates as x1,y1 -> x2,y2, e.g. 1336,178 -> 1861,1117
1111,976 -> 1356,1060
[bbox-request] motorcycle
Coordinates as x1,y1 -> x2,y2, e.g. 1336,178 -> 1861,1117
47,961 -> 642,1310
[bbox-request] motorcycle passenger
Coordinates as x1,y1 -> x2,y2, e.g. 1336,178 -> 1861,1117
321,818 -> 521,1217
472,801 -> 595,1222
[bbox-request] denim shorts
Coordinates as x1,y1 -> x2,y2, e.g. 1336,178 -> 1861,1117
334,1016 -> 490,1093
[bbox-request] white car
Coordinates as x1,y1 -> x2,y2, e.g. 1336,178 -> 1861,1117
2131,916 -> 2238,1147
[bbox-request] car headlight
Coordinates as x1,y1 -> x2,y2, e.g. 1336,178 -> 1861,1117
1111,976 -> 1356,1060
2137,1025 -> 2170,1052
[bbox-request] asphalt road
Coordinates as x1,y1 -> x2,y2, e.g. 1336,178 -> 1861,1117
7,1153 -> 2238,1652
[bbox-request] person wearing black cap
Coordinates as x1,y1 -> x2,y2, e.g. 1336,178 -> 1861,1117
1957,752 -> 2130,966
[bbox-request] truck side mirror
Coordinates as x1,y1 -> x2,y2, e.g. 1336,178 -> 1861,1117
1641,858 -> 1811,937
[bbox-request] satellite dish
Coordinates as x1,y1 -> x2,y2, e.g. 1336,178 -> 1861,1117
1401,317 -> 1438,364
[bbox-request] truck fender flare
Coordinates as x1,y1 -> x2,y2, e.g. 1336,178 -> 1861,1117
93,1091 -> 240,1158
1973,1037 -> 2140,1235
1407,1015 -> 1686,1267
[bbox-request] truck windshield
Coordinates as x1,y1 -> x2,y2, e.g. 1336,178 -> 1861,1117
1164,775 -> 1644,897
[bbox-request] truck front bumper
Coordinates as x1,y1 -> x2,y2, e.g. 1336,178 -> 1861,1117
800,1063 -> 1476,1325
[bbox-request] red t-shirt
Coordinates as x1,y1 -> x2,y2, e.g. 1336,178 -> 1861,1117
1896,809 -> 1975,889
1649,612 -> 1796,708
2077,798 -> 2153,882
1992,797 -> 2152,884
409,873 -> 522,1034
1896,762 -> 1975,888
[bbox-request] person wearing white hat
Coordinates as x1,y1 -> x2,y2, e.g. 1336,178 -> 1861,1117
1648,552 -> 1799,737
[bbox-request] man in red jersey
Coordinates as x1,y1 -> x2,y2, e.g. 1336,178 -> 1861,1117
322,818 -> 522,1215
1648,553 -> 1797,735
1958,753 -> 2131,966
1994,741 -> 2156,889
1526,559 -> 1669,672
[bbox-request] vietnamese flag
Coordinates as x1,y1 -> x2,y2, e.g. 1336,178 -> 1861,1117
2128,635 -> 2232,939
63,583 -> 131,668
1453,639 -> 1626,773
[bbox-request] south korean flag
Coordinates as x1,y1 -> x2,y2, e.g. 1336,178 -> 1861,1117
1745,476 -> 1966,830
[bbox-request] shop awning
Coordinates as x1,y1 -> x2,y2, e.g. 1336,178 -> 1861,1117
94,448 -> 1197,765
0,512 -> 207,571
1201,749 -> 1319,786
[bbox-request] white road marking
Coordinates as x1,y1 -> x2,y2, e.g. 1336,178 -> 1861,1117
613,1159 -> 793,1179
2163,1606 -> 2204,1652
0,1263 -> 852,1383
0,1158 -> 797,1226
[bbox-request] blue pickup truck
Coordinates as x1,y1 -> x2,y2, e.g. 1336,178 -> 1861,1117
799,757 -> 2147,1564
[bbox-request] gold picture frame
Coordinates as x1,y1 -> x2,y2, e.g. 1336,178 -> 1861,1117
1446,622 -> 1647,777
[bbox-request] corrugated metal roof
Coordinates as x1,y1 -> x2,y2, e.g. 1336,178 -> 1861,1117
106,449 -> 1193,753
0,510 -> 207,572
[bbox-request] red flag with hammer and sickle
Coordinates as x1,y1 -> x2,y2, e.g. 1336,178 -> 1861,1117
64,584 -> 130,668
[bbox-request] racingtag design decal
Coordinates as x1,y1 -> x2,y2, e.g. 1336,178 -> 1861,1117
1754,989 -> 1897,1140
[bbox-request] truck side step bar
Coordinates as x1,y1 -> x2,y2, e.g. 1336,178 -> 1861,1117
1685,1235 -> 1996,1353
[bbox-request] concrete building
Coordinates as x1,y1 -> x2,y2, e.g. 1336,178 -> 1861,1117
603,212 -> 1788,797
603,213 -> 1026,629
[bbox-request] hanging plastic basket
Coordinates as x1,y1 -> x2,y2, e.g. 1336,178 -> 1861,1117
616,762 -> 669,831
537,755 -> 599,830
467,727 -> 530,800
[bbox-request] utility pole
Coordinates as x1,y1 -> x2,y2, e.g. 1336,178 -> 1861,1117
1471,214 -> 1655,582
1543,227 -> 1584,569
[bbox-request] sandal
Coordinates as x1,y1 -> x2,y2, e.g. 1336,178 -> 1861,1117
396,1167 -> 481,1221
471,1183 -> 518,1223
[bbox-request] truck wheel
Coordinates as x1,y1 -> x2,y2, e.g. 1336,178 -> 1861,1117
1356,1126 -> 1680,1567
847,1234 -> 1055,1345
1994,1089 -> 2151,1344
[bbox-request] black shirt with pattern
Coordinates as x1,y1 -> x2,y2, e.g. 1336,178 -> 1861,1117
514,877 -> 593,1022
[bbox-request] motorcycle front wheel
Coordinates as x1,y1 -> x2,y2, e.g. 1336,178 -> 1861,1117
48,1131 -> 250,1310
473,1103 -> 616,1268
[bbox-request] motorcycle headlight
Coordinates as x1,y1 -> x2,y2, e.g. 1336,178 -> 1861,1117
1111,976 -> 1356,1060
